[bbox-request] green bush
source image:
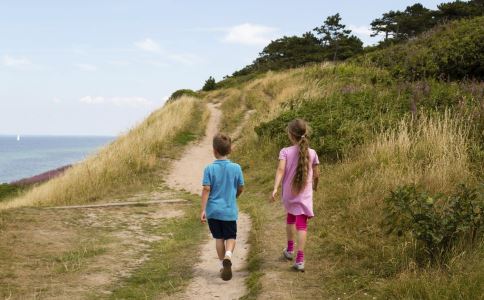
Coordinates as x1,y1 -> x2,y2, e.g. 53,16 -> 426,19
383,184 -> 483,264
355,17 -> 484,80
0,183 -> 22,202
202,76 -> 216,91
168,89 -> 199,102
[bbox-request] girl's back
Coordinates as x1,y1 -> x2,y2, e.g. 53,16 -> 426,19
279,145 -> 319,217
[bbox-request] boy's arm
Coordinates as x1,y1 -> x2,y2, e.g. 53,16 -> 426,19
236,185 -> 244,198
271,159 -> 286,201
312,164 -> 319,191
200,185 -> 210,223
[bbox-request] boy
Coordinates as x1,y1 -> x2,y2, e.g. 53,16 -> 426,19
200,133 -> 244,281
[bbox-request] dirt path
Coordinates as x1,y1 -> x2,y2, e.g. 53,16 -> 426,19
166,103 -> 251,300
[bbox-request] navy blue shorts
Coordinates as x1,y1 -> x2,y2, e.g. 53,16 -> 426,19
207,219 -> 237,240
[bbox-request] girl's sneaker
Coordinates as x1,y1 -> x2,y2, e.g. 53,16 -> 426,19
283,248 -> 294,260
292,261 -> 305,272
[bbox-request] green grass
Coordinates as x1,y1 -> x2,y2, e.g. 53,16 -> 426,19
0,184 -> 23,202
174,131 -> 198,145
239,192 -> 266,300
54,244 -> 107,273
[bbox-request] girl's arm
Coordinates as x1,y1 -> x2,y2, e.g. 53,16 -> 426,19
312,164 -> 320,191
271,159 -> 286,201
200,185 -> 210,223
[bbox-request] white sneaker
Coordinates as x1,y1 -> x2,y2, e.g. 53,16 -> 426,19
293,261 -> 305,272
283,248 -> 294,260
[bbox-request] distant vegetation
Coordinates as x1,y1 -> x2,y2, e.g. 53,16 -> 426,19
203,0 -> 483,89
202,76 -> 216,91
0,184 -> 22,202
356,17 -> 484,80
168,89 -> 200,102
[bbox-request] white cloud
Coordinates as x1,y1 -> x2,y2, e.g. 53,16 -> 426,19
52,97 -> 62,103
2,55 -> 32,67
135,38 -> 161,52
348,25 -> 373,37
224,23 -> 277,46
75,63 -> 97,71
80,96 -> 153,107
348,25 -> 384,46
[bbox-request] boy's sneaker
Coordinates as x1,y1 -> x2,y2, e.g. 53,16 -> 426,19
221,256 -> 232,281
292,261 -> 305,272
283,248 -> 294,260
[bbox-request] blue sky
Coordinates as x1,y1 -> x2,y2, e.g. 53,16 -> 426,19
0,0 -> 443,136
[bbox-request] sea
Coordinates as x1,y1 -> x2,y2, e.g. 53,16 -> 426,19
0,135 -> 115,184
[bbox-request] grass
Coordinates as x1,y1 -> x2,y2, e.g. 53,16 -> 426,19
0,189 -> 203,299
54,244 -> 107,273
1,96 -> 209,209
0,184 -> 23,202
104,195 -> 206,299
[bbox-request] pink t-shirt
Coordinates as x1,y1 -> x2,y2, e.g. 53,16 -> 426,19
279,146 -> 320,217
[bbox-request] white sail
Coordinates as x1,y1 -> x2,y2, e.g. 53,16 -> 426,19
17,135 -> 20,141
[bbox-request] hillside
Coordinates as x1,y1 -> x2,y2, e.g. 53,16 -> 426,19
202,16 -> 483,299
1,12 -> 482,300
205,61 -> 482,299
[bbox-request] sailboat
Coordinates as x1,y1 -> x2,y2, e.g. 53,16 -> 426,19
17,135 -> 20,141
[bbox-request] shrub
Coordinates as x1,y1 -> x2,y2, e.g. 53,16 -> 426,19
354,17 -> 484,80
168,89 -> 199,102
0,184 -> 22,202
202,76 -> 216,91
383,184 -> 483,264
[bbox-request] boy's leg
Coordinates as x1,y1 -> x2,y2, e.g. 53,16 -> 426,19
220,221 -> 236,281
225,239 -> 236,253
208,219 -> 226,261
223,220 -> 237,257
216,239 -> 226,260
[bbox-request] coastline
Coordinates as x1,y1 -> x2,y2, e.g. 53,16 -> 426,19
0,165 -> 71,202
10,164 -> 71,186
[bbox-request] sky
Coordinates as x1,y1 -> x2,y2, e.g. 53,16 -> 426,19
0,0 -> 444,136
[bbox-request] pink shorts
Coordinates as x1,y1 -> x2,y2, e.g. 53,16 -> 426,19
286,213 -> 308,231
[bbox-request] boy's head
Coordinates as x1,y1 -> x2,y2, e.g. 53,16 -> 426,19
213,133 -> 231,157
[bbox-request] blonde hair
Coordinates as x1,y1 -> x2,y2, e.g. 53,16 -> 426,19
287,119 -> 309,194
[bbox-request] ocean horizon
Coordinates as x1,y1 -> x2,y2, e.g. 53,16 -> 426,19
0,135 -> 115,183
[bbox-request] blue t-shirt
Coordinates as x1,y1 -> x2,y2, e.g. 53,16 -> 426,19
202,159 -> 244,221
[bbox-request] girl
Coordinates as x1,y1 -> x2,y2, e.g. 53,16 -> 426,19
271,119 -> 320,272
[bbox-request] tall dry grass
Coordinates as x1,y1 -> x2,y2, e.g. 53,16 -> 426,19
1,96 -> 205,209
364,111 -> 471,195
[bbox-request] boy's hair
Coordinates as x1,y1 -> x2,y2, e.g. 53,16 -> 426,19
287,119 -> 309,194
213,133 -> 232,156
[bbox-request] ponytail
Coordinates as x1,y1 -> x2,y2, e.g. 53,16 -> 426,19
288,119 -> 310,194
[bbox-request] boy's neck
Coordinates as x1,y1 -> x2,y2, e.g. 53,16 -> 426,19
215,155 -> 228,160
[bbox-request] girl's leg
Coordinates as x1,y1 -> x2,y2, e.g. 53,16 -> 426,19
286,213 -> 296,252
295,215 -> 308,263
216,239 -> 225,260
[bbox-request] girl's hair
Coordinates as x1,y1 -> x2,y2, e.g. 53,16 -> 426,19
287,119 -> 309,194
